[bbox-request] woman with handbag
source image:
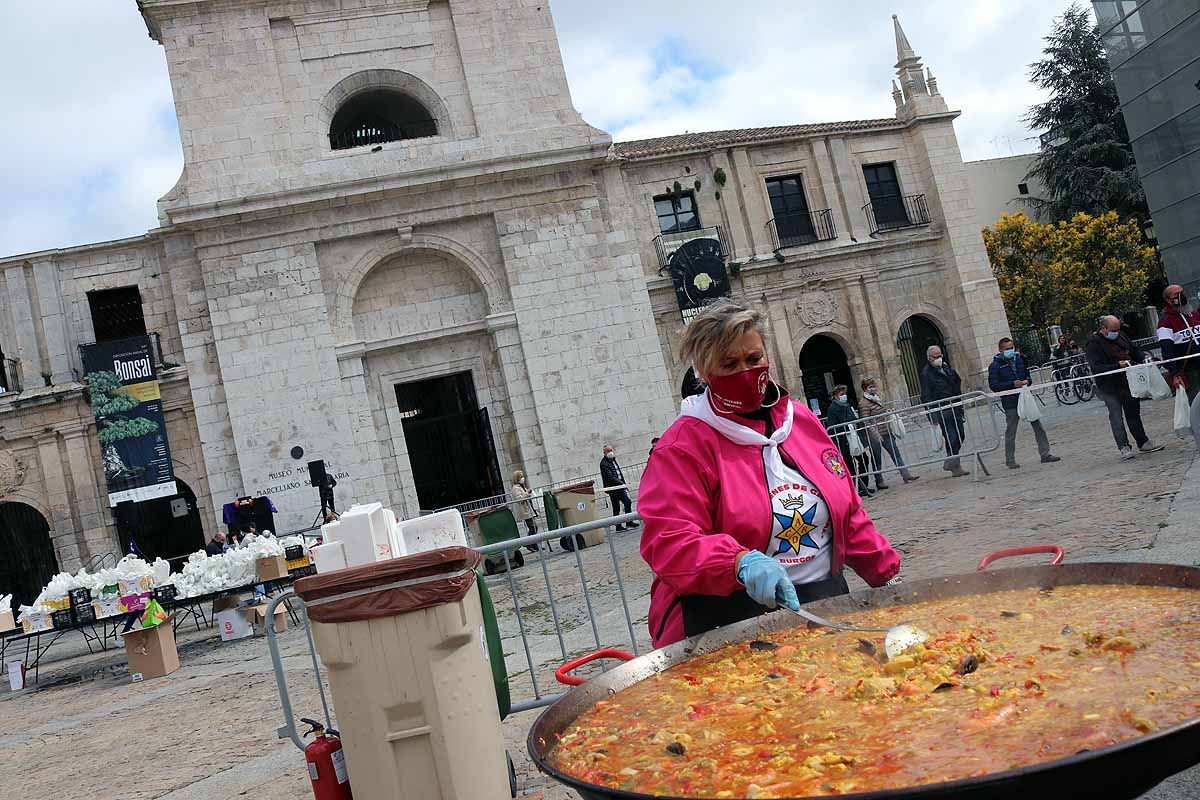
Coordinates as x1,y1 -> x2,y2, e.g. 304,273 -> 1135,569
860,378 -> 919,488
824,385 -> 874,496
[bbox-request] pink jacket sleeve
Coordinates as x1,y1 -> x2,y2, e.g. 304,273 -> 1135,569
638,439 -> 745,598
841,492 -> 901,586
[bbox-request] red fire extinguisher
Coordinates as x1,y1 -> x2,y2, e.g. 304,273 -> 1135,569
302,718 -> 353,800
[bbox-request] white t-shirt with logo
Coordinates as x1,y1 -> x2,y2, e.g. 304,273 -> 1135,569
761,446 -> 833,584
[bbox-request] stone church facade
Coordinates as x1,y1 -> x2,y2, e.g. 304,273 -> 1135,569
0,2 -> 1006,589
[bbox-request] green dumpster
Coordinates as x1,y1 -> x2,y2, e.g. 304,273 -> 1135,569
476,573 -> 510,720
477,507 -> 525,573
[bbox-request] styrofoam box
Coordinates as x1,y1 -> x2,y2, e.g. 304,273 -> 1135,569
310,540 -> 349,573
397,509 -> 468,555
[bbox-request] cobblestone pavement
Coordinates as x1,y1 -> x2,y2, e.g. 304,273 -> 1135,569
4,398 -> 1198,799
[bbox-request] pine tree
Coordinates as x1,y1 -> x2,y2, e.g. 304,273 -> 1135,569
1023,4 -> 1147,224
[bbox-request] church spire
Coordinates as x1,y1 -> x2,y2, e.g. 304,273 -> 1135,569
893,14 -> 916,63
889,15 -> 948,122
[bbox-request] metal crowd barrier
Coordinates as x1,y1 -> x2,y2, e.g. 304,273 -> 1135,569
825,391 -> 1002,484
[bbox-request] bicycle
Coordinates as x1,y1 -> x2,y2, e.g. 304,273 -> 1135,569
1070,362 -> 1095,403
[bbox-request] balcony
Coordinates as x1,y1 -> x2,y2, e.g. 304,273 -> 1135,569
653,225 -> 726,269
0,357 -> 20,396
767,209 -> 838,250
76,332 -> 180,377
863,194 -> 931,235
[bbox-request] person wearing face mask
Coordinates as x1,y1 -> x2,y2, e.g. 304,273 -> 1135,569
511,470 -> 546,551
1087,315 -> 1166,459
823,385 -> 874,496
919,345 -> 970,477
988,337 -> 1060,469
1157,284 -> 1200,405
636,302 -> 901,648
600,446 -> 639,531
860,378 -> 918,487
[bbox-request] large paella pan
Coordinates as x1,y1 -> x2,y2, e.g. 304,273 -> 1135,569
529,548 -> 1200,800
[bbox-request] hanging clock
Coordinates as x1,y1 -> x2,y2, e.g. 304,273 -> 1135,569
669,236 -> 730,312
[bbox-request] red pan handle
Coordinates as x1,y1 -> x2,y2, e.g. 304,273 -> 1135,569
555,648 -> 635,686
977,545 -> 1065,572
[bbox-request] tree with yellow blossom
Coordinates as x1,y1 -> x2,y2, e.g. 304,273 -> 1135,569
983,211 -> 1159,340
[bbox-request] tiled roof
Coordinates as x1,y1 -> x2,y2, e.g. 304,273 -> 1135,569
613,119 -> 901,159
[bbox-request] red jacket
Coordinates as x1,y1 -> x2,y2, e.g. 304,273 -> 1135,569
638,392 -> 901,648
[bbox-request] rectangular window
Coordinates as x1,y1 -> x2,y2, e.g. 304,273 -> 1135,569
765,174 -> 816,245
88,286 -> 147,343
863,162 -> 910,228
654,192 -> 700,234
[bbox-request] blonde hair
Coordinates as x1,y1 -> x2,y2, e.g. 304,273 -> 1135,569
679,302 -> 767,378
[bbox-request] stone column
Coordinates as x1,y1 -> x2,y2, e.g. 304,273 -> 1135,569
489,312 -> 549,488
857,278 -> 908,396
762,290 -> 800,391
4,263 -> 44,388
827,138 -> 871,241
32,260 -> 74,385
337,353 -> 389,503
709,150 -> 752,260
36,433 -> 83,573
810,139 -> 851,243
63,430 -> 114,562
730,148 -> 774,256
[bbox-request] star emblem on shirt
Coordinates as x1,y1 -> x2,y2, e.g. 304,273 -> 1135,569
773,503 -> 820,555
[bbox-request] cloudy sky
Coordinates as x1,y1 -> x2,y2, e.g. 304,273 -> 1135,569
0,0 -> 1084,259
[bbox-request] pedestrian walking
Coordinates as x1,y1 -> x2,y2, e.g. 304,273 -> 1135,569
919,346 -> 970,477
860,378 -> 918,487
600,445 -> 639,531
824,385 -> 874,496
987,337 -> 1061,469
1158,284 -> 1200,404
1085,315 -> 1166,460
511,470 -> 544,552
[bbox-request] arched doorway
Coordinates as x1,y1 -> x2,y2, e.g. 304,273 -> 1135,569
113,479 -> 205,572
799,335 -> 855,415
897,316 -> 947,400
0,502 -> 58,608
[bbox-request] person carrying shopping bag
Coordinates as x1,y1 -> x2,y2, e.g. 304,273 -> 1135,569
860,378 -> 919,488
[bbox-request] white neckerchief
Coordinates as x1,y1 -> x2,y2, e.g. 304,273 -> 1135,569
680,391 -> 794,447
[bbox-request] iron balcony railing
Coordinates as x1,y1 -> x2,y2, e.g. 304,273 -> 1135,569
76,331 -> 179,377
653,225 -> 726,268
766,208 -> 838,250
329,119 -> 439,151
0,357 -> 20,396
863,193 -> 931,235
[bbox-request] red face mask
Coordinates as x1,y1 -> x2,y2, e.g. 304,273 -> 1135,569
707,365 -> 770,415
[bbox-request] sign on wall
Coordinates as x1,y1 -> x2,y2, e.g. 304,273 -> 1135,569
80,336 -> 177,507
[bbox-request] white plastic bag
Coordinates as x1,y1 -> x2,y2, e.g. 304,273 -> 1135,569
1016,387 -> 1042,422
847,430 -> 865,458
889,414 -> 907,439
1175,388 -> 1191,438
1128,363 -> 1172,400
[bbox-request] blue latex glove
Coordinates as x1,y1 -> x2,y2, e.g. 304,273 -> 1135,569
737,551 -> 799,611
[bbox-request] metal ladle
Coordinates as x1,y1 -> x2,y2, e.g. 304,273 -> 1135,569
781,605 -> 929,660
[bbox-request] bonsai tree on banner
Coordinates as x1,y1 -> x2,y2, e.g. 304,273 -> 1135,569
86,370 -> 160,481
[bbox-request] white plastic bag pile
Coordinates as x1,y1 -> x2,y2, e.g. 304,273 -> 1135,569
0,594 -> 11,615
23,554 -> 169,614
170,532 -> 290,598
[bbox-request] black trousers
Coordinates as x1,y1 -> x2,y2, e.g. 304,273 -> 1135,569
608,488 -> 632,516
1099,387 -> 1148,449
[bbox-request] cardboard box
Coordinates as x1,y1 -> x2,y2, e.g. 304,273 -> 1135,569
44,597 -> 71,612
118,576 -> 155,596
249,604 -> 288,636
21,614 -> 53,634
92,597 -> 123,619
8,661 -> 25,692
0,611 -> 14,633
121,615 -> 180,681
216,608 -> 254,642
118,592 -> 152,614
255,555 -> 288,582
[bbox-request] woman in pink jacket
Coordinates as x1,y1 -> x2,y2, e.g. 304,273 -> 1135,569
640,302 -> 901,648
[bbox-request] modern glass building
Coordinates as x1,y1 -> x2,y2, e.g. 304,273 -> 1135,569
1093,0 -> 1200,295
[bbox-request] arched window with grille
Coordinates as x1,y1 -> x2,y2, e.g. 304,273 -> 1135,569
328,89 -> 439,151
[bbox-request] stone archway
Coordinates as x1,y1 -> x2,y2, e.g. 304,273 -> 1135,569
798,334 -> 855,415
112,479 -> 206,572
896,315 -> 948,399
0,502 -> 58,607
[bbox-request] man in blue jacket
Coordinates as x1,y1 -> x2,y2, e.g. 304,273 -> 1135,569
988,337 -> 1061,469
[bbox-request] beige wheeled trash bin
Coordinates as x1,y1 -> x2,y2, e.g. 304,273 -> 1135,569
553,480 -> 605,551
295,547 -> 509,800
